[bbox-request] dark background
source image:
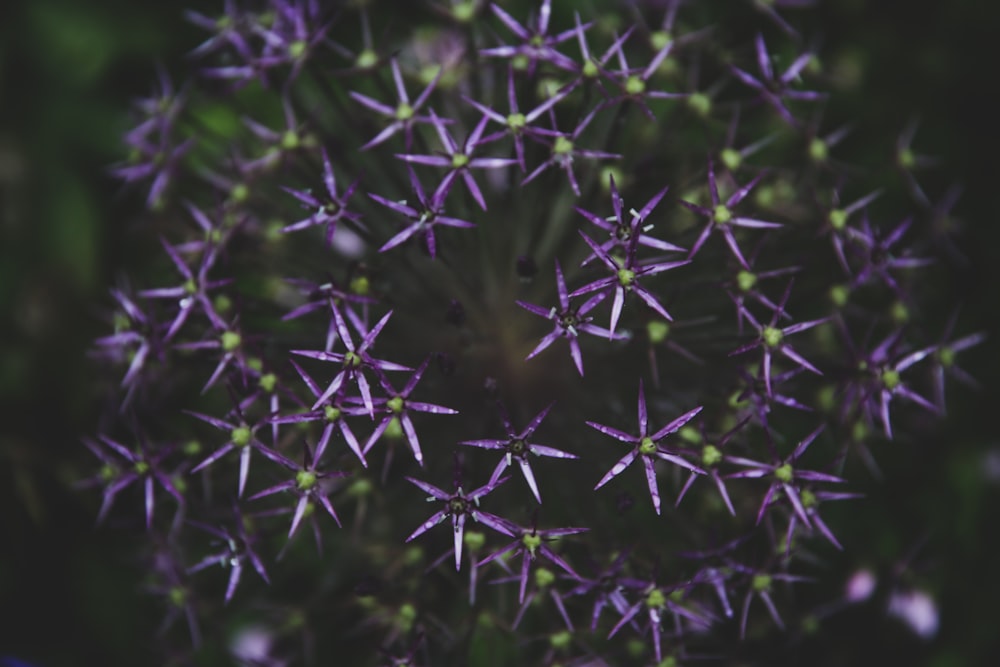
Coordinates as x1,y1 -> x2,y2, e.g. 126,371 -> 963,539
1,1 -> 997,665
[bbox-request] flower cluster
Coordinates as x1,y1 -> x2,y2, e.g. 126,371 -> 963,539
90,1 -> 981,664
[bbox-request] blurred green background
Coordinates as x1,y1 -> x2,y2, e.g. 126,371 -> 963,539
1,1 -> 997,665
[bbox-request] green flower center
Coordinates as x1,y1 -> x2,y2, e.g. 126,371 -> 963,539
510,439 -> 527,455
448,497 -> 468,514
809,138 -> 828,162
288,40 -> 307,60
774,463 -> 794,483
687,92 -> 711,116
230,183 -> 249,204
395,102 -> 414,121
134,461 -> 150,476
221,331 -> 241,352
625,75 -> 645,96
762,326 -> 783,348
702,444 -> 722,467
280,130 -> 300,151
324,405 -> 341,422
355,50 -> 377,70
183,279 -> 197,295
296,470 -> 317,491
535,567 -> 555,588
617,268 -> 636,288
829,284 -> 850,307
231,425 -> 252,447
647,320 -> 670,344
169,586 -> 186,608
259,373 -> 277,393
522,533 -> 542,553
752,573 -> 773,592
350,275 -> 370,296
713,204 -> 732,224
582,60 -> 599,79
506,112 -> 526,131
344,351 -> 362,368
829,208 -> 848,230
553,136 -> 574,156
387,396 -> 405,414
937,346 -> 955,367
881,369 -> 901,390
720,148 -> 742,172
639,437 -> 657,456
737,270 -> 758,292
650,30 -> 672,51
451,153 -> 469,169
452,1 -> 476,22
645,588 -> 666,609
549,630 -> 572,650
898,147 -> 915,169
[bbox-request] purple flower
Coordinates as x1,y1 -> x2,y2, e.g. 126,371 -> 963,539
460,401 -> 576,502
369,167 -> 476,258
139,239 -> 231,341
679,158 -> 782,269
523,107 -> 620,196
728,281 -> 828,396
173,321 -> 252,394
675,416 -> 751,516
728,33 -> 823,126
184,0 -> 254,60
241,94 -> 315,173
481,0 -> 579,73
270,360 -> 370,466
404,474 -> 512,571
395,110 -> 516,210
113,128 -> 194,210
186,408 -> 289,498
731,559 -> 812,639
291,309 -> 411,416
248,442 -> 348,539
608,575 -> 714,662
463,65 -> 572,171
911,312 -> 986,410
350,58 -> 443,150
846,216 -> 934,297
840,327 -> 939,438
727,424 -> 846,529
773,486 -> 862,551
478,516 -> 587,603
599,31 -> 685,119
187,506 -> 270,604
568,549 -> 633,631
281,148 -> 362,245
93,288 -> 158,400
588,380 -> 703,514
575,175 -> 684,263
516,260 -> 625,376
253,0 -> 332,83
362,358 -> 458,467
281,277 -> 374,353
571,231 -> 690,337
80,433 -> 183,529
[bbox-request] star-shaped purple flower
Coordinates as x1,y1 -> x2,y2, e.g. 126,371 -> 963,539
588,380 -> 704,514
404,475 -> 512,571
516,260 -> 626,376
460,401 -> 576,503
